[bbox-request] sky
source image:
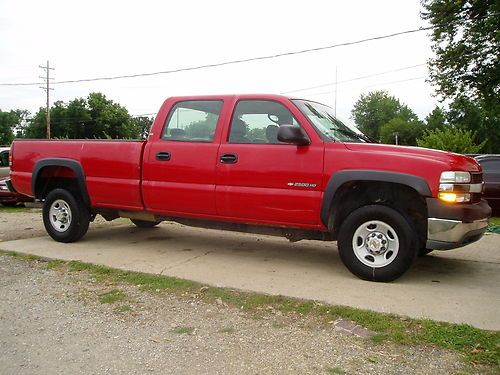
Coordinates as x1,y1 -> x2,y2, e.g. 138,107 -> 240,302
0,0 -> 439,122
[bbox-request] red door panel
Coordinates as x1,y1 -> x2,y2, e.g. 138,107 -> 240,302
216,144 -> 323,226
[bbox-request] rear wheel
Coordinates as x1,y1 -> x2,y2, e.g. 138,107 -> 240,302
130,219 -> 161,228
43,188 -> 90,243
337,205 -> 418,282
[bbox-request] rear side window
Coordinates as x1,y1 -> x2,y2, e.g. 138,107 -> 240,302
229,100 -> 299,144
162,100 -> 223,142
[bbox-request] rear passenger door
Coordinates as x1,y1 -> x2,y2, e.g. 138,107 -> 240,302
215,99 -> 324,226
142,100 -> 224,215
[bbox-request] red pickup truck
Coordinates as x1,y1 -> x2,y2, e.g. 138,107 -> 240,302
9,94 -> 491,281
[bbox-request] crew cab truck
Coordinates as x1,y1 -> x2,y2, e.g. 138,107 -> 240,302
9,95 -> 491,281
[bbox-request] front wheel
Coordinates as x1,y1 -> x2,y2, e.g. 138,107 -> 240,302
43,188 -> 90,243
337,205 -> 418,282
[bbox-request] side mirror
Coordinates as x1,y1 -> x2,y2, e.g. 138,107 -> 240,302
277,125 -> 310,146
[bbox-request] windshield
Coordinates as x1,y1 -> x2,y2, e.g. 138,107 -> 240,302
292,100 -> 370,143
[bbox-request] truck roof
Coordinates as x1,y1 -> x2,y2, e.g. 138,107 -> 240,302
163,94 -> 299,102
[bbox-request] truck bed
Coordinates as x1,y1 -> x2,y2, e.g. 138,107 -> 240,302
11,139 -> 146,210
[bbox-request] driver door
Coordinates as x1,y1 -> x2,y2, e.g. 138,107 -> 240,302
215,99 -> 324,226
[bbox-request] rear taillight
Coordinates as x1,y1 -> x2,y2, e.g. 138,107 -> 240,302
8,143 -> 13,169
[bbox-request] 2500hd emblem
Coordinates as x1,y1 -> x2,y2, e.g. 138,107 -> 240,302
287,182 -> 317,188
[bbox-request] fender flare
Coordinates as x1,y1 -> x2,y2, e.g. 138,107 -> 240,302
32,158 -> 90,206
320,170 -> 432,226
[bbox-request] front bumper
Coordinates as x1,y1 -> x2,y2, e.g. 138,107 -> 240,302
426,198 -> 491,250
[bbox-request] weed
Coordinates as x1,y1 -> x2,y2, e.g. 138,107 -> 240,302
114,305 -> 132,314
99,289 -> 127,304
47,259 -> 65,269
325,366 -> 345,375
172,326 -> 194,335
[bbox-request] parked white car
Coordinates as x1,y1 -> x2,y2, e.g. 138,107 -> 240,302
0,147 -> 10,178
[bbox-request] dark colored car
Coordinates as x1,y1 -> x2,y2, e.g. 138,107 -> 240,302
475,155 -> 500,215
0,177 -> 33,207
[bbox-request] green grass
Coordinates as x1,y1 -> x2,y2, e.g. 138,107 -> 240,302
114,305 -> 132,314
1,249 -> 499,367
172,326 -> 194,335
46,259 -> 65,269
99,289 -> 127,304
0,206 -> 35,213
489,217 -> 500,226
325,367 -> 345,375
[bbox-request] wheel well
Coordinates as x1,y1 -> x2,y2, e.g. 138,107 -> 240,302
34,166 -> 82,201
329,181 -> 427,248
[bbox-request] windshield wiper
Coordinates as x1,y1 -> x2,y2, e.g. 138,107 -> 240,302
329,128 -> 372,143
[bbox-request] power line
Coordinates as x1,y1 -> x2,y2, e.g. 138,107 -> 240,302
0,26 -> 432,87
22,111 -> 156,125
298,76 -> 427,98
281,64 -> 426,94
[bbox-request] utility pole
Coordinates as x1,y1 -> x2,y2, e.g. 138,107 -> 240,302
39,61 -> 54,139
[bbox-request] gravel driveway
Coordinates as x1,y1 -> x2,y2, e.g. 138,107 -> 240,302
0,208 -> 491,374
0,256 -> 480,375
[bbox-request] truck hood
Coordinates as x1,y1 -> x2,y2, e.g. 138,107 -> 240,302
341,143 -> 481,172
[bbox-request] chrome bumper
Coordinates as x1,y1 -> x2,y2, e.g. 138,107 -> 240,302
426,218 -> 489,250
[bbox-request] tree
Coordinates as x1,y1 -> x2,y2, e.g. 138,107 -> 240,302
446,96 -> 500,153
425,106 -> 447,130
421,0 -> 499,111
132,116 -> 154,139
0,109 -> 29,144
379,118 -> 425,146
417,127 -> 485,154
421,1 -> 499,154
351,90 -> 419,139
0,110 -> 17,144
24,93 -> 141,139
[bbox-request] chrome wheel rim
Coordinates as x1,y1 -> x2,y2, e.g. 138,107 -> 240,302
352,220 -> 399,268
49,199 -> 72,233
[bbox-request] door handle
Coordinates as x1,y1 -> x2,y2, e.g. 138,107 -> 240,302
220,153 -> 238,164
156,152 -> 171,161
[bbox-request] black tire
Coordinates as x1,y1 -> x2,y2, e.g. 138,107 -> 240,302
130,219 -> 161,228
42,188 -> 90,243
337,205 -> 418,282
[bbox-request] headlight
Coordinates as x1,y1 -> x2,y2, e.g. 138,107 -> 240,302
438,171 -> 481,203
440,171 -> 471,183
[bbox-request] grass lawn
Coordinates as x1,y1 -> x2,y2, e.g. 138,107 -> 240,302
489,217 -> 500,226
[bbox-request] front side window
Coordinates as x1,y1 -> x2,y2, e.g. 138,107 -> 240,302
229,100 -> 300,144
293,99 -> 371,143
162,100 -> 223,142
